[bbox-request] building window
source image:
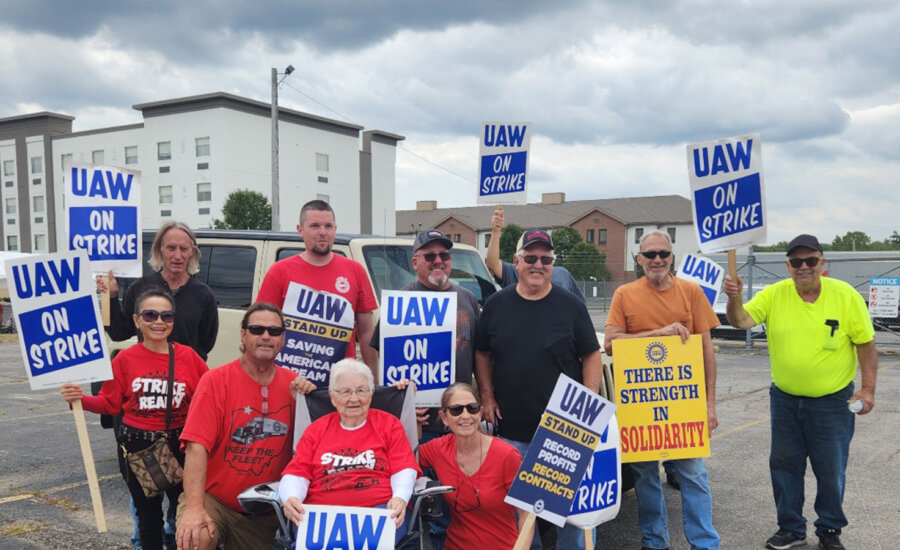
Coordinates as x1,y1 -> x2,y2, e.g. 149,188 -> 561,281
317,176 -> 329,184
125,146 -> 138,164
34,234 -> 46,251
159,185 -> 173,204
4,181 -> 12,188
61,153 -> 73,170
199,207 -> 210,215
197,162 -> 208,170
197,182 -> 211,202
5,198 -> 16,215
3,160 -> 14,176
6,218 -> 15,225
454,234 -> 461,243
635,228 -> 644,244
315,153 -> 329,172
158,141 -> 172,161
195,137 -> 210,157
34,216 -> 43,223
484,233 -> 491,248
31,157 -> 42,174
92,150 -> 105,165
159,166 -> 170,173
586,229 -> 594,244
33,196 -> 44,213
316,193 -> 330,203
667,227 -> 676,243
161,209 -> 172,217
32,178 -> 41,185
598,229 -> 607,244
7,236 -> 18,251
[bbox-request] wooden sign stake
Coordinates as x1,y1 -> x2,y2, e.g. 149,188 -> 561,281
71,400 -> 107,533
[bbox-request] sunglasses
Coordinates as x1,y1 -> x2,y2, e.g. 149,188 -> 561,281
419,252 -> 452,263
521,255 -> 554,266
444,403 -> 482,416
245,325 -> 286,336
139,309 -> 175,323
639,250 -> 672,260
789,257 -> 821,268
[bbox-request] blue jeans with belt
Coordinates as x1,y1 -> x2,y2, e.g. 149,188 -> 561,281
769,383 -> 854,538
631,458 -> 719,549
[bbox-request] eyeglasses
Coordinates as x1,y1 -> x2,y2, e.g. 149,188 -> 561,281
139,310 -> 175,323
260,385 -> 269,415
454,478 -> 481,513
521,255 -> 554,266
639,250 -> 672,260
444,403 -> 482,416
418,252 -> 451,263
333,386 -> 372,399
246,325 -> 286,336
789,257 -> 821,268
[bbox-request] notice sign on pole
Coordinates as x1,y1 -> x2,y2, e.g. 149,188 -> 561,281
4,250 -> 112,390
477,121 -> 531,205
687,134 -> 766,253
676,253 -> 724,307
505,375 -> 615,527
612,336 -> 709,463
65,163 -> 142,277
278,283 -> 355,388
379,291 -> 456,408
869,277 -> 900,318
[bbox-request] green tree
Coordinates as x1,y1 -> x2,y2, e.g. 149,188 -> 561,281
887,231 -> 900,249
499,223 -> 524,262
212,189 -> 272,230
550,227 -> 582,264
830,231 -> 871,251
752,241 -> 789,252
562,242 -> 611,281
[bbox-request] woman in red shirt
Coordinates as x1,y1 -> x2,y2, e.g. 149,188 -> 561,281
61,288 -> 208,550
418,383 -> 533,550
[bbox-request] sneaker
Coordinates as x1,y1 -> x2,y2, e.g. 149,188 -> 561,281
666,471 -> 681,491
766,529 -> 807,549
817,530 -> 844,550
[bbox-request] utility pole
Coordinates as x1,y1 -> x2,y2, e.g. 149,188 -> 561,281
271,65 -> 294,231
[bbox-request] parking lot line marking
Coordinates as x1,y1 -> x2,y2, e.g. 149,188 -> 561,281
710,417 -> 769,442
0,474 -> 120,505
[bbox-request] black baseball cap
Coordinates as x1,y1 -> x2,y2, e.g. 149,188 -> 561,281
518,229 -> 554,251
413,229 -> 453,253
786,234 -> 823,256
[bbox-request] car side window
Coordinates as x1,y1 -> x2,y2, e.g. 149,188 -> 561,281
276,247 -> 346,261
361,245 -> 416,300
203,245 -> 256,308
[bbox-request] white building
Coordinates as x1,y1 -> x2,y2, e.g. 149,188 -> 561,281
0,92 -> 403,253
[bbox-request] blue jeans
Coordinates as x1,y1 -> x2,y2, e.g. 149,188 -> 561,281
130,497 -> 176,548
769,383 -> 854,538
501,437 -> 596,550
631,458 -> 719,550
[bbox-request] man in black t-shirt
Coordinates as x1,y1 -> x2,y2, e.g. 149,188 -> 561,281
475,228 -> 602,550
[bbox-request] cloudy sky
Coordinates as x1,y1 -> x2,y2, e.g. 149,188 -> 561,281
1,0 -> 897,244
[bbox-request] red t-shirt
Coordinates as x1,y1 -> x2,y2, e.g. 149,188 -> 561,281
418,435 -> 522,550
282,408 -> 421,507
81,342 -> 208,431
256,254 -> 378,358
179,360 -> 297,511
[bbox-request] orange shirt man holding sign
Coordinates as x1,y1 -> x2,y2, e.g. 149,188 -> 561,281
604,230 -> 720,550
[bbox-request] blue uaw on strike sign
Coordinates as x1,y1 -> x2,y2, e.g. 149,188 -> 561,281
295,505 -> 395,550
379,290 -> 456,407
676,253 -> 724,307
687,134 -> 766,253
65,163 -> 142,277
4,250 -> 112,391
477,121 -> 531,205
278,282 -> 356,388
505,374 -> 616,527
567,415 -> 622,529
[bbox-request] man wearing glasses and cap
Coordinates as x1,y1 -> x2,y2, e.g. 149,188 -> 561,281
723,234 -> 878,550
604,229 -> 721,550
476,228 -> 603,549
371,229 -> 481,549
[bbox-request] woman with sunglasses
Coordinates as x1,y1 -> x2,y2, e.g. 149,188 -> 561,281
61,288 -> 208,550
417,383 -> 533,550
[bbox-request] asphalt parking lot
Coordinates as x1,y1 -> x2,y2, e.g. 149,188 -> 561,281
0,340 -> 897,550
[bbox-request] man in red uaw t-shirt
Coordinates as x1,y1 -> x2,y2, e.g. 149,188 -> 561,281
176,303 -> 316,550
257,200 -> 378,380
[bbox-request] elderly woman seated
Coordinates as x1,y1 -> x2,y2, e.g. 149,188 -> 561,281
279,359 -> 421,534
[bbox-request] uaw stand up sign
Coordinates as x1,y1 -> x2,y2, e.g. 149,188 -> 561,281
505,375 -> 616,536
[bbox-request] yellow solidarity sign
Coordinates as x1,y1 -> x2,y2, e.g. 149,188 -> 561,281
612,335 -> 709,462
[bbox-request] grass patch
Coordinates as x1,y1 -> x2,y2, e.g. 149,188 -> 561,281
0,333 -> 18,344
35,494 -> 79,512
0,520 -> 43,536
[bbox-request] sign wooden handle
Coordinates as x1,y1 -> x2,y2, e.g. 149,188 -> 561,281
727,249 -> 738,280
513,513 -> 537,550
99,276 -> 110,327
585,528 -> 595,550
71,400 -> 107,533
